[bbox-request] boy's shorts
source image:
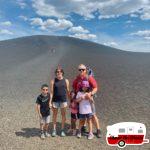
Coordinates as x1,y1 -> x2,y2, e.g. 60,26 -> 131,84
71,113 -> 79,120
79,113 -> 93,119
52,102 -> 67,108
40,115 -> 50,124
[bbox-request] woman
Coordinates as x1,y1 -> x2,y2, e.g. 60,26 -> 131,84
50,67 -> 70,137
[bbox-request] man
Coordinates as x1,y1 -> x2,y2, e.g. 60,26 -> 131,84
73,64 -> 102,138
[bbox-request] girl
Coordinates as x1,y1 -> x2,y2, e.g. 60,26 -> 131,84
68,91 -> 79,135
76,80 -> 94,140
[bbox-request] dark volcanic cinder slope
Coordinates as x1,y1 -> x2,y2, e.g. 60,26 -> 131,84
0,35 -> 150,150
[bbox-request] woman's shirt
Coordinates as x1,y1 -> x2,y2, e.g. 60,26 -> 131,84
52,78 -> 67,102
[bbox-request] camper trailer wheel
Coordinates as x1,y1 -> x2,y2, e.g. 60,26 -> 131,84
118,140 -> 125,148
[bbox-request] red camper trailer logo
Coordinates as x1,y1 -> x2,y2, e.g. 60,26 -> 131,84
106,122 -> 149,148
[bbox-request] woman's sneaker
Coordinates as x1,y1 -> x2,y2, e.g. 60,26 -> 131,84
88,133 -> 94,140
61,130 -> 66,137
41,133 -> 45,139
51,130 -> 57,137
45,131 -> 51,137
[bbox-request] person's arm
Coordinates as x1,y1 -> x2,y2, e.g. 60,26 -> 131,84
89,76 -> 98,96
50,80 -> 54,107
65,79 -> 70,100
75,92 -> 83,103
36,103 -> 42,118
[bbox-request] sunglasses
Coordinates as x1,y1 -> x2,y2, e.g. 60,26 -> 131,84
56,71 -> 62,73
42,88 -> 48,91
78,69 -> 86,72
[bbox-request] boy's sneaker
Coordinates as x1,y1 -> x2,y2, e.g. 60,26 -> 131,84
96,129 -> 102,138
45,132 -> 51,137
51,130 -> 57,137
41,133 -> 45,139
77,130 -> 81,138
60,130 -> 66,137
88,133 -> 94,140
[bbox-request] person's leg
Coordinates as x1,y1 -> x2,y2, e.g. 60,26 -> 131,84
77,119 -> 85,138
40,117 -> 46,139
92,114 -> 102,138
52,108 -> 58,130
87,114 -> 94,140
52,105 -> 58,137
61,107 -> 66,130
60,105 -> 67,137
44,115 -> 51,137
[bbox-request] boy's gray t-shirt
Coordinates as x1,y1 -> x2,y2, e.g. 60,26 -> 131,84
36,93 -> 50,117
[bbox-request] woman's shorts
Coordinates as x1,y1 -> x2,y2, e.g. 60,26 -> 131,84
52,102 -> 67,108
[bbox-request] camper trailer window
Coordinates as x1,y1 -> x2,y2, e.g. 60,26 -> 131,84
138,129 -> 143,133
119,128 -> 125,133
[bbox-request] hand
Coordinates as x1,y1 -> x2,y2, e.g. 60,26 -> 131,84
49,103 -> 52,108
85,93 -> 91,99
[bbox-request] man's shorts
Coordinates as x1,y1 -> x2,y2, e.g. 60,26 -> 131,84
52,102 -> 67,108
40,115 -> 50,124
71,113 -> 80,120
79,113 -> 93,119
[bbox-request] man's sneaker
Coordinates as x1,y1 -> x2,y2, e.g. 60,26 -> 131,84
51,130 -> 57,137
96,129 -> 102,138
45,132 -> 51,137
88,133 -> 94,140
60,130 -> 66,137
41,133 -> 45,139
77,130 -> 81,138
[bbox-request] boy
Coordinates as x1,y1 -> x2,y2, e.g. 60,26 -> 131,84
36,84 -> 51,139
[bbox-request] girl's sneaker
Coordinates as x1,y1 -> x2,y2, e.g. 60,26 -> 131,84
77,130 -> 81,138
88,133 -> 94,140
45,132 -> 51,137
51,130 -> 57,137
41,133 -> 45,139
72,129 -> 76,136
96,129 -> 102,138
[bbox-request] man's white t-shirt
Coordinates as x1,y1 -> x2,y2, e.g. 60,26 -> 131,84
76,92 -> 92,114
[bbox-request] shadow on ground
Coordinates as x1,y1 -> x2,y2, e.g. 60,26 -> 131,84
15,122 -> 70,138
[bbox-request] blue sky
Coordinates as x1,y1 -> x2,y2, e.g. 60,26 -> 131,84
0,0 -> 150,52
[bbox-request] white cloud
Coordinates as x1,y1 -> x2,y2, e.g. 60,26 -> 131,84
30,18 -> 43,26
30,18 -> 73,31
19,15 -> 28,21
32,0 -> 150,20
130,13 -> 139,18
16,0 -> 27,9
0,29 -> 13,35
0,21 -> 12,26
131,30 -> 150,40
69,26 -> 89,34
103,41 -> 118,47
70,33 -> 97,40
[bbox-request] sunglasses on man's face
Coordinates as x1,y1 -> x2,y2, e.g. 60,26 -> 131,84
56,71 -> 62,74
78,69 -> 86,72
